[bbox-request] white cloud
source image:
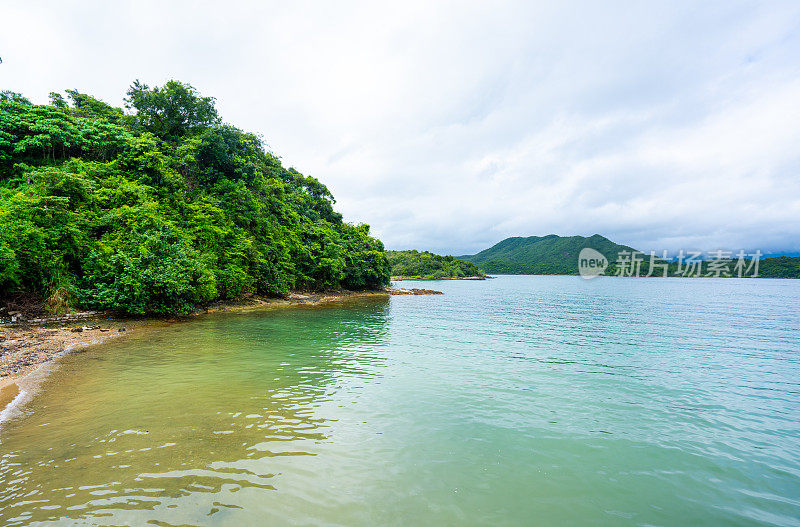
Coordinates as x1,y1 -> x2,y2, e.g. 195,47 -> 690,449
2,0 -> 799,254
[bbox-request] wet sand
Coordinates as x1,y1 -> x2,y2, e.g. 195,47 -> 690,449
0,381 -> 19,413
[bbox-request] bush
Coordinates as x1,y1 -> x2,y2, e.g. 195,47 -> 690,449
81,226 -> 216,315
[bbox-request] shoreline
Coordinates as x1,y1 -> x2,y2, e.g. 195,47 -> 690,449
0,287 -> 441,419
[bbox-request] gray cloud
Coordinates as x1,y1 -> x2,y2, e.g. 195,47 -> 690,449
2,0 -> 799,255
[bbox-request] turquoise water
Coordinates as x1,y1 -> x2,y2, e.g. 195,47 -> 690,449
1,276 -> 799,526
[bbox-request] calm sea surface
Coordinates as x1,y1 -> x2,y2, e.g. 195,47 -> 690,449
1,276 -> 799,526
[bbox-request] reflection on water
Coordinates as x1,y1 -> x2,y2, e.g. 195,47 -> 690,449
1,278 -> 800,526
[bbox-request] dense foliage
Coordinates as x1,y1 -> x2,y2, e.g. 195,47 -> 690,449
0,82 -> 389,315
387,250 -> 485,279
746,256 -> 800,278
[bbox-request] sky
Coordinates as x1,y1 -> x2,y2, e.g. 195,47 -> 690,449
2,1 -> 800,255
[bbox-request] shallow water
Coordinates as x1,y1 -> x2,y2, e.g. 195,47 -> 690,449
1,276 -> 799,526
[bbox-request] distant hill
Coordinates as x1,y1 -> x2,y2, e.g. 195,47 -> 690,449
460,235 -> 800,278
459,234 -> 635,275
387,250 -> 485,279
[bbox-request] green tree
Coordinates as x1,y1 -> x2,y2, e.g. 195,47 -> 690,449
124,80 -> 220,140
0,91 -> 30,104
49,92 -> 68,108
65,89 -> 125,123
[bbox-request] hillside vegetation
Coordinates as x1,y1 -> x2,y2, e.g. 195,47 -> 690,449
460,234 -> 635,274
753,256 -> 800,278
0,83 -> 389,315
387,250 -> 485,279
460,234 -> 800,278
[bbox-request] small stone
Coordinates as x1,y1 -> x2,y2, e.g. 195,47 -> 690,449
71,327 -> 83,333
118,327 -> 126,332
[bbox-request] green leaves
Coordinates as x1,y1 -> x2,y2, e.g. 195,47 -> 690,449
82,225 -> 216,315
0,81 -> 390,315
0,101 -> 130,170
341,224 -> 390,289
124,80 -> 220,141
64,89 -> 125,123
0,91 -> 30,105
387,250 -> 483,279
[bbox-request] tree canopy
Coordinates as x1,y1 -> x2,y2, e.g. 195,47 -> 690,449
124,80 -> 220,140
0,81 -> 389,315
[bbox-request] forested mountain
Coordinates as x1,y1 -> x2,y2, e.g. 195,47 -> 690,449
460,234 -> 800,278
0,82 -> 389,315
460,234 -> 635,274
387,250 -> 485,279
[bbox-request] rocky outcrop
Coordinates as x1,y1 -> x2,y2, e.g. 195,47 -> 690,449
388,288 -> 444,295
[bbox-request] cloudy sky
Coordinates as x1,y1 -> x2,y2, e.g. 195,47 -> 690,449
2,1 -> 800,255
